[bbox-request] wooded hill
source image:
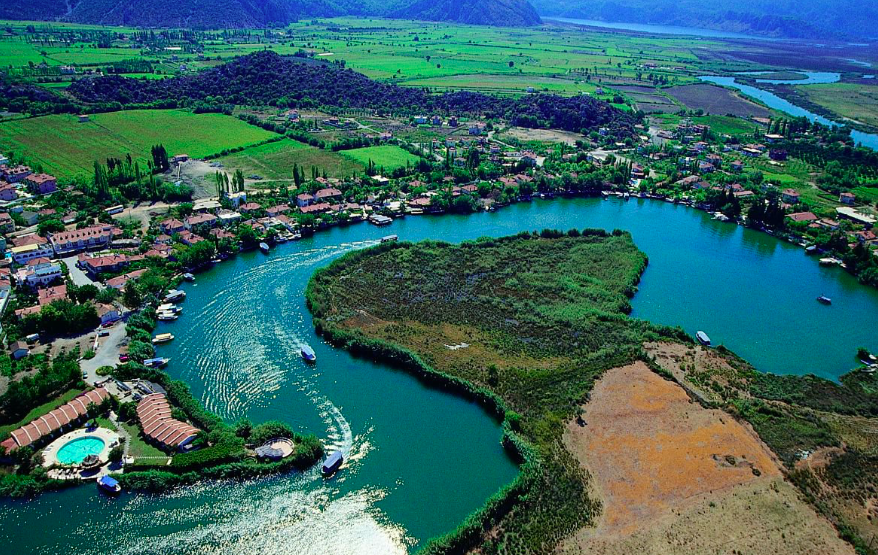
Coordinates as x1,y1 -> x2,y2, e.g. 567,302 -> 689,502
67,51 -> 633,135
0,0 -> 541,28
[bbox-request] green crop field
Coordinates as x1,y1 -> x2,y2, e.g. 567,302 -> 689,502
215,138 -> 365,180
0,110 -> 276,180
800,83 -> 878,130
339,145 -> 422,171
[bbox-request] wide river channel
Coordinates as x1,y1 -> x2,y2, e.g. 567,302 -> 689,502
2,196 -> 877,554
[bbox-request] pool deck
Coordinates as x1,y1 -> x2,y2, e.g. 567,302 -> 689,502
42,427 -> 120,469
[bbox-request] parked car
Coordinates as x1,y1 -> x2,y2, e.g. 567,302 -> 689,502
118,354 -> 129,362
98,330 -> 110,337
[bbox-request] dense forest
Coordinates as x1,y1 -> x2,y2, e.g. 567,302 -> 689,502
67,51 -> 635,135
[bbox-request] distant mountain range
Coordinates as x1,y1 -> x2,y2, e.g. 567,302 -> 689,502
0,0 -> 541,27
2,0 -> 874,38
532,0 -> 878,39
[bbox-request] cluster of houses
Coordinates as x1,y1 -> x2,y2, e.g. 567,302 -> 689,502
0,163 -> 58,200
7,223 -> 130,333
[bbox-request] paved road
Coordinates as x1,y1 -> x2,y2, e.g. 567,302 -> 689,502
62,256 -> 102,289
80,322 -> 127,385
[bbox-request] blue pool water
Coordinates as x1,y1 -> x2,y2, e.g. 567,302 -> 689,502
56,437 -> 105,464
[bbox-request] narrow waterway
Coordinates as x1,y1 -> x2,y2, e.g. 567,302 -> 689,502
699,75 -> 878,149
2,197 -> 877,554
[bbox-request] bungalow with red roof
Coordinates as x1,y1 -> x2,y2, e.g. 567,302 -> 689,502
38,284 -> 67,305
184,213 -> 217,232
209,228 -> 236,240
25,173 -> 57,195
240,202 -> 261,213
781,189 -> 800,204
0,388 -> 110,452
296,193 -> 314,208
160,219 -> 186,235
9,340 -> 29,360
136,393 -> 199,449
96,303 -> 121,324
0,182 -> 17,202
787,211 -> 818,223
299,202 -> 331,215
265,204 -> 291,218
840,192 -> 856,205
178,231 -> 205,245
730,160 -> 744,172
0,212 -> 14,234
82,254 -> 129,276
315,188 -> 342,202
107,269 -> 148,290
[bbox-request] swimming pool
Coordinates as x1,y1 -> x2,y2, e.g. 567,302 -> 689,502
56,436 -> 105,465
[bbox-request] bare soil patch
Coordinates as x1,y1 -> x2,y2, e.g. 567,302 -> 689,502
666,84 -> 771,118
559,361 -> 853,554
500,126 -> 585,145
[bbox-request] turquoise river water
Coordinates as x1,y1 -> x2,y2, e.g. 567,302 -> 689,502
2,197 -> 877,554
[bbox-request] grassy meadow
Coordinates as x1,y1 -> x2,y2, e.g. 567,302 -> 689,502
215,138 -> 365,180
0,110 -> 276,179
339,145 -> 422,170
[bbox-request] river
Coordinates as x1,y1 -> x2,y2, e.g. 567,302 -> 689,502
699,75 -> 878,150
545,17 -> 772,40
2,197 -> 878,554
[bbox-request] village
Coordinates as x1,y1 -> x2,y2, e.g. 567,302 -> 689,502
0,99 -> 875,497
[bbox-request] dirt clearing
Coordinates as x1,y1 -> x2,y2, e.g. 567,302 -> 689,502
559,361 -> 853,555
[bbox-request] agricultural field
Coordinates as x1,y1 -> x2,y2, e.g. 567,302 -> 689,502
215,138 -> 365,181
799,82 -> 878,130
0,110 -> 276,180
339,145 -> 422,171
665,84 -> 771,118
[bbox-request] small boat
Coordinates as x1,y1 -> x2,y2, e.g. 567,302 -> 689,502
152,333 -> 175,344
817,295 -> 832,305
819,258 -> 839,266
157,304 -> 182,314
696,331 -> 711,346
144,357 -> 169,368
322,451 -> 343,476
301,345 -> 316,363
381,235 -> 398,243
259,242 -> 270,253
182,273 -> 195,281
368,214 -> 393,226
97,475 -> 121,495
157,312 -> 178,321
164,290 -> 186,303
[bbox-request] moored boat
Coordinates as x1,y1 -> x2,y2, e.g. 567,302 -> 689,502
152,333 -> 175,344
322,451 -> 343,476
157,303 -> 182,314
259,242 -> 270,253
301,345 -> 316,363
164,289 -> 186,303
696,331 -> 711,346
157,312 -> 178,322
817,295 -> 832,305
381,235 -> 398,243
368,214 -> 393,226
143,357 -> 169,368
183,273 -> 195,281
97,475 -> 121,495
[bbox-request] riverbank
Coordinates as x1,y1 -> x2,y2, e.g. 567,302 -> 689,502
306,233 -> 878,554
